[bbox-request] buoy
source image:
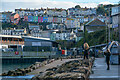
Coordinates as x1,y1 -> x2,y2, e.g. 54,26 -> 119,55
15,51 -> 19,55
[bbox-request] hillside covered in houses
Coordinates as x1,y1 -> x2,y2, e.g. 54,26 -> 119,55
1,4 -> 119,48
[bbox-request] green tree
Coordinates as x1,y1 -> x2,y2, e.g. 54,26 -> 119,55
75,5 -> 81,9
118,1 -> 120,4
96,6 -> 106,15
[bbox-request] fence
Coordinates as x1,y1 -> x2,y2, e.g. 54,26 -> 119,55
2,51 -> 56,58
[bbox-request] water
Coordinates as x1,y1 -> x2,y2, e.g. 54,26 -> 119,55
2,57 -> 47,73
1,63 -> 34,80
2,63 -> 33,73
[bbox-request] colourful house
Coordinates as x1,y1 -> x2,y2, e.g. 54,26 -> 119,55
53,17 -> 57,23
28,15 -> 33,22
38,17 -> 43,22
43,17 -> 48,22
24,16 -> 28,21
33,16 -> 38,22
11,13 -> 20,24
57,17 -> 62,23
2,14 -> 7,22
14,18 -> 19,24
48,17 -> 53,22
2,12 -> 12,23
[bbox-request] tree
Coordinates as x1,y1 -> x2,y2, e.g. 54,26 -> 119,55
96,6 -> 106,15
118,1 -> 120,4
75,5 -> 81,9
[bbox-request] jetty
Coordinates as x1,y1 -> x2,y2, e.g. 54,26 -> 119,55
27,58 -> 81,75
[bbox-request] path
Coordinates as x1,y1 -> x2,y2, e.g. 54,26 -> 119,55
90,58 -> 120,79
27,58 -> 81,76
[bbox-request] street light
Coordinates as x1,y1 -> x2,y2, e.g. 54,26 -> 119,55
83,23 -> 86,43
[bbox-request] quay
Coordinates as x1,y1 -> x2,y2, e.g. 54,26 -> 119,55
90,58 -> 120,79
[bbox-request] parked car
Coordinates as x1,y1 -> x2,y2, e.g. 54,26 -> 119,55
2,48 -> 14,52
2,48 -> 9,52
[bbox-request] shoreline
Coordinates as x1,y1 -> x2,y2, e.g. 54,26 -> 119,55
1,56 -> 95,79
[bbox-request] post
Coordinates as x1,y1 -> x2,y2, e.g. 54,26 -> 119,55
118,14 -> 120,43
108,7 -> 111,42
37,46 -> 38,56
108,24 -> 110,42
84,24 -> 86,43
118,13 -> 120,64
105,21 -> 108,43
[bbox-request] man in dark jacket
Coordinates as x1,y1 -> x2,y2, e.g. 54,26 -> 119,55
104,49 -> 111,70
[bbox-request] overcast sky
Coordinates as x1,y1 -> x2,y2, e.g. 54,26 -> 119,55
0,0 -> 119,12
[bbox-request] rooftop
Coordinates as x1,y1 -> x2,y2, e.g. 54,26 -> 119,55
0,34 -> 22,38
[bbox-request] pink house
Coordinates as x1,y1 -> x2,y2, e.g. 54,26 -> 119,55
10,13 -> 20,24
53,17 -> 57,23
38,17 -> 43,22
24,16 -> 28,21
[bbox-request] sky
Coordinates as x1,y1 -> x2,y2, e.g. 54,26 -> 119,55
0,0 -> 119,12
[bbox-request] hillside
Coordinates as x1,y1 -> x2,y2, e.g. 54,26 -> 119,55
76,29 -> 118,47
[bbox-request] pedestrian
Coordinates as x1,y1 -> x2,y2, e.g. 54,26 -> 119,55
83,43 -> 89,59
104,49 -> 111,70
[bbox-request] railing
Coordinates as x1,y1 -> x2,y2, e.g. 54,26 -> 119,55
1,40 -> 24,45
2,51 -> 56,58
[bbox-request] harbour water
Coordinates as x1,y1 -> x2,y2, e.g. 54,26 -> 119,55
1,63 -> 35,80
2,57 -> 47,73
2,63 -> 33,73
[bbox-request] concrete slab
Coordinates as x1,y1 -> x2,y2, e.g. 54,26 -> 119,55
90,58 -> 120,79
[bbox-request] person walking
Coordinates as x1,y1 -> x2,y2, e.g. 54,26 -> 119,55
104,49 -> 111,70
83,43 -> 89,59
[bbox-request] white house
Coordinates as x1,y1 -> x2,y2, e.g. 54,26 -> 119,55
111,5 -> 120,28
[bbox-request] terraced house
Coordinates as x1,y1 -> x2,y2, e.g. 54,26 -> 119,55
10,13 -> 20,24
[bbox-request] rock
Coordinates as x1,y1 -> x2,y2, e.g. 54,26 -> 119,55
11,72 -> 17,76
35,62 -> 41,64
39,72 -> 43,74
32,67 -> 36,70
46,67 -> 57,71
1,73 -> 8,76
7,70 -> 14,76
25,69 -> 30,73
35,64 -> 40,68
31,76 -> 40,80
31,58 -> 95,79
45,71 -> 54,76
16,72 -> 22,76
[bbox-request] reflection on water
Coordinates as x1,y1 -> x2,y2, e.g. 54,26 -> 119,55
2,63 -> 33,73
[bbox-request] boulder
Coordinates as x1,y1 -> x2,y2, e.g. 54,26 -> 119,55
16,72 -> 23,76
25,69 -> 30,73
7,70 -> 14,76
1,73 -> 8,76
45,71 -> 54,76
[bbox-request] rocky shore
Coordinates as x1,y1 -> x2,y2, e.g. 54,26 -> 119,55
31,57 -> 95,79
1,56 -> 95,79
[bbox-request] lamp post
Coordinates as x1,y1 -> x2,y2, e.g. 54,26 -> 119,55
83,23 -> 86,43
